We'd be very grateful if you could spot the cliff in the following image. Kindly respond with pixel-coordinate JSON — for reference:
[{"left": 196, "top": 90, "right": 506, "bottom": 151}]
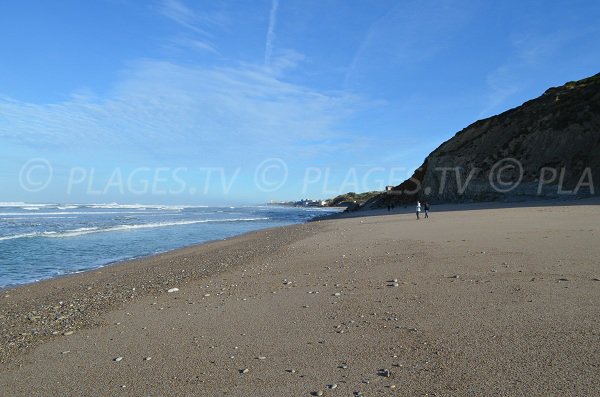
[{"left": 359, "top": 73, "right": 600, "bottom": 210}]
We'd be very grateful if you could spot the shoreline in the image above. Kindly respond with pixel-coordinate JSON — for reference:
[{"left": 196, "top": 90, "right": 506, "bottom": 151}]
[
  {"left": 313, "top": 195, "right": 600, "bottom": 221},
  {"left": 2, "top": 202, "right": 599, "bottom": 395},
  {"left": 0, "top": 222, "right": 320, "bottom": 363},
  {"left": 0, "top": 223, "right": 301, "bottom": 294},
  {"left": 0, "top": 204, "right": 343, "bottom": 292}
]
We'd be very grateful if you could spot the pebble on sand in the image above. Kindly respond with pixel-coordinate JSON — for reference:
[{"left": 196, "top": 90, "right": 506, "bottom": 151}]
[
  {"left": 114, "top": 357, "right": 124, "bottom": 362},
  {"left": 167, "top": 288, "right": 179, "bottom": 293},
  {"left": 378, "top": 368, "right": 391, "bottom": 377},
  {"left": 240, "top": 368, "right": 249, "bottom": 374}
]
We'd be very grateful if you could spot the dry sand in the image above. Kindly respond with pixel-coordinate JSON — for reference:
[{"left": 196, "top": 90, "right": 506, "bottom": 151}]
[{"left": 1, "top": 203, "right": 599, "bottom": 396}]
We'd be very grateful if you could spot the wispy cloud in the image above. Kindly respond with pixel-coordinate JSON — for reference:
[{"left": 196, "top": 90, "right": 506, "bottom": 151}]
[
  {"left": 479, "top": 65, "right": 520, "bottom": 118},
  {"left": 160, "top": 0, "right": 207, "bottom": 34},
  {"left": 0, "top": 59, "right": 363, "bottom": 163},
  {"left": 264, "top": 0, "right": 279, "bottom": 67},
  {"left": 480, "top": 30, "right": 576, "bottom": 117},
  {"left": 159, "top": 0, "right": 225, "bottom": 54},
  {"left": 167, "top": 36, "right": 220, "bottom": 55},
  {"left": 344, "top": 0, "right": 472, "bottom": 87}
]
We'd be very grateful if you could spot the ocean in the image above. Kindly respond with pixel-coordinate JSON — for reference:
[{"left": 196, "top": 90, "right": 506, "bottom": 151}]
[{"left": 0, "top": 203, "right": 341, "bottom": 289}]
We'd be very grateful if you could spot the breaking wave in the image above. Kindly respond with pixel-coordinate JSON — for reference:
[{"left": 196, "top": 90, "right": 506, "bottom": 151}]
[{"left": 0, "top": 218, "right": 269, "bottom": 241}]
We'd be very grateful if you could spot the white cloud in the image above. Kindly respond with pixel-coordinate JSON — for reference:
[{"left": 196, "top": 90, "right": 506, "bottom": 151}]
[
  {"left": 344, "top": 0, "right": 473, "bottom": 87},
  {"left": 0, "top": 59, "right": 363, "bottom": 162},
  {"left": 479, "top": 65, "right": 520, "bottom": 118},
  {"left": 166, "top": 36, "right": 219, "bottom": 55},
  {"left": 159, "top": 0, "right": 226, "bottom": 54},
  {"left": 480, "top": 30, "right": 576, "bottom": 117},
  {"left": 160, "top": 0, "right": 207, "bottom": 34},
  {"left": 264, "top": 0, "right": 279, "bottom": 67}
]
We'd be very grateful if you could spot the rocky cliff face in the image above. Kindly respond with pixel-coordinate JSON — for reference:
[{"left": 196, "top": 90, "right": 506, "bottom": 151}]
[{"left": 361, "top": 73, "right": 600, "bottom": 210}]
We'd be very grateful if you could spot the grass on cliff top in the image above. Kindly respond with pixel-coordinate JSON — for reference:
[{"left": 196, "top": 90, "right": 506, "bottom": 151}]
[{"left": 327, "top": 191, "right": 382, "bottom": 206}]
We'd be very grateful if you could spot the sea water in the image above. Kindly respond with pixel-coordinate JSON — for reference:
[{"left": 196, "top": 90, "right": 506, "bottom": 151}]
[{"left": 0, "top": 203, "right": 340, "bottom": 289}]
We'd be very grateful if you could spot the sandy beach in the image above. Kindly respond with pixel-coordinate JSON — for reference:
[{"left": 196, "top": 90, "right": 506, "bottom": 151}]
[{"left": 1, "top": 203, "right": 599, "bottom": 396}]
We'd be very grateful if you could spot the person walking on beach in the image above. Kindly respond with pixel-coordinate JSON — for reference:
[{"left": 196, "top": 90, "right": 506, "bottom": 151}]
[
  {"left": 424, "top": 201, "right": 430, "bottom": 219},
  {"left": 416, "top": 201, "right": 421, "bottom": 220}
]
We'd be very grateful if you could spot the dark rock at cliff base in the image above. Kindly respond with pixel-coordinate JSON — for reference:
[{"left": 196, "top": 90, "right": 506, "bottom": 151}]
[{"left": 359, "top": 73, "right": 600, "bottom": 211}]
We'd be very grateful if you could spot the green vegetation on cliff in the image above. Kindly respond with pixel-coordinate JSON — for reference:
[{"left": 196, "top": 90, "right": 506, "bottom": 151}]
[{"left": 327, "top": 191, "right": 381, "bottom": 207}]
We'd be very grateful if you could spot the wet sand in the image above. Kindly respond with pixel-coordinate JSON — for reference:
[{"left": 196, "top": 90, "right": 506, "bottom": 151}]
[{"left": 1, "top": 203, "right": 599, "bottom": 396}]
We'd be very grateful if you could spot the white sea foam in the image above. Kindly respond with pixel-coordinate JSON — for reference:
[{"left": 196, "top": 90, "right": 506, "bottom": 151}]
[
  {"left": 0, "top": 202, "right": 53, "bottom": 208},
  {"left": 0, "top": 216, "right": 77, "bottom": 220},
  {"left": 0, "top": 202, "right": 208, "bottom": 211},
  {"left": 83, "top": 203, "right": 206, "bottom": 210},
  {"left": 0, "top": 202, "right": 28, "bottom": 207},
  {"left": 0, "top": 232, "right": 41, "bottom": 241},
  {"left": 0, "top": 218, "right": 269, "bottom": 241},
  {"left": 0, "top": 211, "right": 171, "bottom": 216}
]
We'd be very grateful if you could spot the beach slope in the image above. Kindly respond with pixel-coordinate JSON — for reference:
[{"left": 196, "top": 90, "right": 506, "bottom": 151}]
[{"left": 1, "top": 203, "right": 599, "bottom": 396}]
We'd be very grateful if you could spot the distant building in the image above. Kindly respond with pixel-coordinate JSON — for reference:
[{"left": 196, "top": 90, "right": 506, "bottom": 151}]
[
  {"left": 295, "top": 199, "right": 326, "bottom": 207},
  {"left": 385, "top": 185, "right": 394, "bottom": 191}
]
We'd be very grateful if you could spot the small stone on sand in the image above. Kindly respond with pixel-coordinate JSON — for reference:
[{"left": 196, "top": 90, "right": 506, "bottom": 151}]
[
  {"left": 167, "top": 288, "right": 179, "bottom": 293},
  {"left": 379, "top": 369, "right": 391, "bottom": 377}
]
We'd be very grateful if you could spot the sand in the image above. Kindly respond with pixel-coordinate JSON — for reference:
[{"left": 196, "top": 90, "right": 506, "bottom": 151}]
[{"left": 1, "top": 203, "right": 599, "bottom": 396}]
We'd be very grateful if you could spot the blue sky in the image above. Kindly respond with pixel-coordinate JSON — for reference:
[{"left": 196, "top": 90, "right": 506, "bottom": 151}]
[{"left": 1, "top": 0, "right": 599, "bottom": 205}]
